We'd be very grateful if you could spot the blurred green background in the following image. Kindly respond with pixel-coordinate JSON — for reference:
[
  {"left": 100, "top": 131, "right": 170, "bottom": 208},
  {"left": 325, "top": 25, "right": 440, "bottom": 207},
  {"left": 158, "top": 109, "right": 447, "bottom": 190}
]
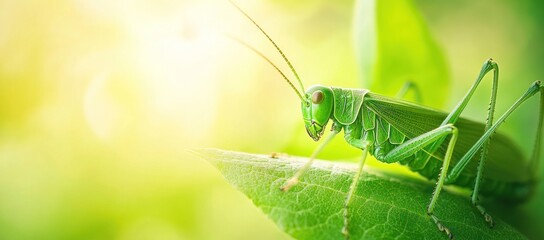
[{"left": 0, "top": 0, "right": 543, "bottom": 239}]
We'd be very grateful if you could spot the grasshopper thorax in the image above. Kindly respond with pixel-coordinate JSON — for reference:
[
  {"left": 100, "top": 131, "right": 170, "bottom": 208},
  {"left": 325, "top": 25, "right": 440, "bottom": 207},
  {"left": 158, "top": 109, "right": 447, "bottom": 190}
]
[{"left": 302, "top": 85, "right": 334, "bottom": 141}]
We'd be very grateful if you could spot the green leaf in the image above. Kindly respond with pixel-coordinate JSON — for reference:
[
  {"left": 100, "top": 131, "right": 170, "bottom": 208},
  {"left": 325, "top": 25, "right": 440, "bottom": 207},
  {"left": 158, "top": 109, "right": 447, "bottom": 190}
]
[
  {"left": 195, "top": 149, "right": 526, "bottom": 240},
  {"left": 354, "top": 0, "right": 449, "bottom": 108}
]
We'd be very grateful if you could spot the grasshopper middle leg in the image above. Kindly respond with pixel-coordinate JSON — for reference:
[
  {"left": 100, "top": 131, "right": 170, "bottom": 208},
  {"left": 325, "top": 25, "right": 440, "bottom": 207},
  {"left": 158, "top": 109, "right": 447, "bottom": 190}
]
[
  {"left": 396, "top": 81, "right": 423, "bottom": 104},
  {"left": 383, "top": 124, "right": 459, "bottom": 239},
  {"left": 341, "top": 141, "right": 370, "bottom": 239}
]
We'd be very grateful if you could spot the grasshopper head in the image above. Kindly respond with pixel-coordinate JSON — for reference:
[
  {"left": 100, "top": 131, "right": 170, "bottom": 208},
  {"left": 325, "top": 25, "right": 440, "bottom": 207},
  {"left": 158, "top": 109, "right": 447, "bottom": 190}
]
[{"left": 302, "top": 85, "right": 334, "bottom": 141}]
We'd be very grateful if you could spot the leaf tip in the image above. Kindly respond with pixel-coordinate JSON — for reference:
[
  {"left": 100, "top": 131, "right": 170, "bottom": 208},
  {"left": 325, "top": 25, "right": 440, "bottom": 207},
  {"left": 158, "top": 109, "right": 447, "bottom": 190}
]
[{"left": 188, "top": 148, "right": 224, "bottom": 166}]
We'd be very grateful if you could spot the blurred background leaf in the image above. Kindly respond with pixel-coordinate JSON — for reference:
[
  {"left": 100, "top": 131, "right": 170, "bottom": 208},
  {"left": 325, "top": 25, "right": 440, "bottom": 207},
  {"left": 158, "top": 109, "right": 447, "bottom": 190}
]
[
  {"left": 354, "top": 0, "right": 449, "bottom": 108},
  {"left": 0, "top": 0, "right": 543, "bottom": 239}
]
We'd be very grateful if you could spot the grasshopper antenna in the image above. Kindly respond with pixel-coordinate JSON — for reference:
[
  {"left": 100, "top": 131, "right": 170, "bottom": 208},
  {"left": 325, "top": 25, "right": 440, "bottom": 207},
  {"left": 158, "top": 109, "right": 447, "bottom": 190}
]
[
  {"left": 229, "top": 0, "right": 306, "bottom": 94},
  {"left": 225, "top": 34, "right": 305, "bottom": 102}
]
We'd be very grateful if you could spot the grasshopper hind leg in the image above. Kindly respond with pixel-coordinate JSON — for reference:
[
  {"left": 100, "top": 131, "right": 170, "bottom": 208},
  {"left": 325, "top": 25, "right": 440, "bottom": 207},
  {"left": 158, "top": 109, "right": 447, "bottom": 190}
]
[
  {"left": 444, "top": 80, "right": 543, "bottom": 234},
  {"left": 469, "top": 79, "right": 544, "bottom": 229}
]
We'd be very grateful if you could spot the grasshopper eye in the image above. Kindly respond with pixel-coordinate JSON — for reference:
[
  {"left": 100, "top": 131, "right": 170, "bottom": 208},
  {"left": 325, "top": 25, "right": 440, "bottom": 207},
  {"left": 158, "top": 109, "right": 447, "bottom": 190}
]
[{"left": 312, "top": 91, "right": 324, "bottom": 104}]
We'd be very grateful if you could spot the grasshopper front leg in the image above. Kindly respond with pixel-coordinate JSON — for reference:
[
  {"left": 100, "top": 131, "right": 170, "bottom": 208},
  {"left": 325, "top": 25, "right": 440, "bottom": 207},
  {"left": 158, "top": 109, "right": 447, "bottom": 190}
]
[{"left": 281, "top": 124, "right": 341, "bottom": 191}]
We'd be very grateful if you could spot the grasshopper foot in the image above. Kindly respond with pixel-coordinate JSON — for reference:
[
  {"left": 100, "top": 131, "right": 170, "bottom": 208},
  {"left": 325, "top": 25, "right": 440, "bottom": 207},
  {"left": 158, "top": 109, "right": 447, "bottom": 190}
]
[
  {"left": 280, "top": 177, "right": 299, "bottom": 192},
  {"left": 484, "top": 213, "right": 495, "bottom": 228},
  {"left": 342, "top": 207, "right": 350, "bottom": 240},
  {"left": 475, "top": 204, "right": 494, "bottom": 228},
  {"left": 341, "top": 225, "right": 349, "bottom": 240},
  {"left": 430, "top": 214, "right": 454, "bottom": 239},
  {"left": 270, "top": 152, "right": 288, "bottom": 159}
]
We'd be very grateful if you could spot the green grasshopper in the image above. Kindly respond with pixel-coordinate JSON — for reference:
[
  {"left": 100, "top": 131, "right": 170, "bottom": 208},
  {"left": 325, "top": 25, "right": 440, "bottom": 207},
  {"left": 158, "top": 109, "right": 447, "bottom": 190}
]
[{"left": 231, "top": 2, "right": 544, "bottom": 239}]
